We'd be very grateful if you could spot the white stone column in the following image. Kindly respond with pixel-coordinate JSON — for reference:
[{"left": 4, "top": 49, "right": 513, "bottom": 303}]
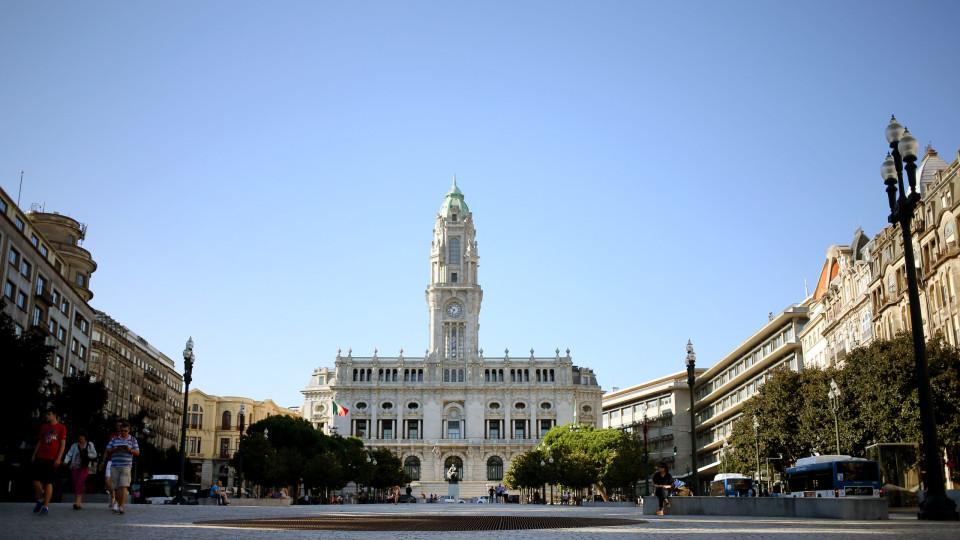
[{"left": 397, "top": 390, "right": 404, "bottom": 440}]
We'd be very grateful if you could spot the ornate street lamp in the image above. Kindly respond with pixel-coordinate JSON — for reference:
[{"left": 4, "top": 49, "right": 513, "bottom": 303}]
[
  {"left": 642, "top": 404, "right": 650, "bottom": 497},
  {"left": 880, "top": 116, "right": 958, "bottom": 521},
  {"left": 827, "top": 379, "right": 841, "bottom": 455},
  {"left": 721, "top": 440, "right": 730, "bottom": 474},
  {"left": 753, "top": 416, "right": 761, "bottom": 489},
  {"left": 237, "top": 402, "right": 245, "bottom": 499},
  {"left": 364, "top": 454, "right": 377, "bottom": 502},
  {"left": 685, "top": 340, "right": 699, "bottom": 495},
  {"left": 172, "top": 337, "right": 196, "bottom": 505},
  {"left": 539, "top": 458, "right": 546, "bottom": 504},
  {"left": 765, "top": 454, "right": 782, "bottom": 495},
  {"left": 537, "top": 443, "right": 552, "bottom": 504},
  {"left": 548, "top": 455, "right": 555, "bottom": 505}
]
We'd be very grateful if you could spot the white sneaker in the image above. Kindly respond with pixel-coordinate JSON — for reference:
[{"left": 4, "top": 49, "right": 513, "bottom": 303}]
[{"left": 111, "top": 502, "right": 119, "bottom": 513}]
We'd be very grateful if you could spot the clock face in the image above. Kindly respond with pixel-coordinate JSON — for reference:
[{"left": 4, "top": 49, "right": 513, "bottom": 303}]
[{"left": 446, "top": 303, "right": 462, "bottom": 317}]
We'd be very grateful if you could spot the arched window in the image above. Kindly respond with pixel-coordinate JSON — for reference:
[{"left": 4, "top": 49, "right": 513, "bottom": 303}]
[
  {"left": 449, "top": 238, "right": 461, "bottom": 265},
  {"left": 487, "top": 456, "right": 503, "bottom": 481},
  {"left": 404, "top": 456, "right": 421, "bottom": 480},
  {"left": 444, "top": 456, "right": 464, "bottom": 481},
  {"left": 888, "top": 274, "right": 896, "bottom": 295},
  {"left": 418, "top": 369, "right": 424, "bottom": 382},
  {"left": 190, "top": 404, "right": 203, "bottom": 429},
  {"left": 549, "top": 369, "right": 555, "bottom": 382},
  {"left": 353, "top": 369, "right": 358, "bottom": 381},
  {"left": 510, "top": 370, "right": 516, "bottom": 382},
  {"left": 221, "top": 410, "right": 231, "bottom": 430},
  {"left": 484, "top": 369, "right": 490, "bottom": 382},
  {"left": 404, "top": 369, "right": 410, "bottom": 382},
  {"left": 536, "top": 369, "right": 541, "bottom": 382},
  {"left": 498, "top": 369, "right": 504, "bottom": 382},
  {"left": 359, "top": 369, "right": 365, "bottom": 382},
  {"left": 947, "top": 222, "right": 956, "bottom": 245},
  {"left": 523, "top": 369, "right": 529, "bottom": 382}
]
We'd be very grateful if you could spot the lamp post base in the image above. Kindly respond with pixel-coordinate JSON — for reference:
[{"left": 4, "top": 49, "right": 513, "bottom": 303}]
[{"left": 919, "top": 493, "right": 960, "bottom": 521}]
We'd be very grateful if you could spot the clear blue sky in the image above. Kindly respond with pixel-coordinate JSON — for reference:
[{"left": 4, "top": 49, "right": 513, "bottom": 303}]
[{"left": 2, "top": 1, "right": 959, "bottom": 407}]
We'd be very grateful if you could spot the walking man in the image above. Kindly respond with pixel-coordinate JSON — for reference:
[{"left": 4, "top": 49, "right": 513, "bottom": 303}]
[
  {"left": 104, "top": 422, "right": 139, "bottom": 515},
  {"left": 100, "top": 419, "right": 124, "bottom": 510},
  {"left": 30, "top": 409, "right": 66, "bottom": 516}
]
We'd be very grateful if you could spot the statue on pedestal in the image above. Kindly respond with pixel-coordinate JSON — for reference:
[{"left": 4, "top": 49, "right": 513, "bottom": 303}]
[{"left": 446, "top": 464, "right": 459, "bottom": 484}]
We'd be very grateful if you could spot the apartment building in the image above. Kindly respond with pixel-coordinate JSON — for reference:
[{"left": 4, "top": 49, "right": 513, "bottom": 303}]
[
  {"left": 89, "top": 310, "right": 183, "bottom": 450},
  {"left": 602, "top": 369, "right": 705, "bottom": 488},
  {"left": 1, "top": 186, "right": 96, "bottom": 389}
]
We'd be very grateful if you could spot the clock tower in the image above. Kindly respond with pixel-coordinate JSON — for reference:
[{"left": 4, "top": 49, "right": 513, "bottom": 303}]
[{"left": 427, "top": 177, "right": 482, "bottom": 360}]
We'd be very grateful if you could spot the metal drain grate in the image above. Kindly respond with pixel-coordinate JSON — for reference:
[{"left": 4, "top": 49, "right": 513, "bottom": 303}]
[{"left": 196, "top": 514, "right": 646, "bottom": 531}]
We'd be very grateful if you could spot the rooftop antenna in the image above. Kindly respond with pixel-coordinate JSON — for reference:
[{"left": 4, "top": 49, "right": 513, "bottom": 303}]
[
  {"left": 17, "top": 170, "right": 24, "bottom": 207},
  {"left": 804, "top": 277, "right": 809, "bottom": 298}
]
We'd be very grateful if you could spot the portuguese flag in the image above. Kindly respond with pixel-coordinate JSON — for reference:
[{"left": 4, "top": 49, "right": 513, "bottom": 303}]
[{"left": 332, "top": 401, "right": 349, "bottom": 417}]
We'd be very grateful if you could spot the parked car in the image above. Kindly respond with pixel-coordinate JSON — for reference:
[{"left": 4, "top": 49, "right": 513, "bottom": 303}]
[
  {"left": 398, "top": 494, "right": 418, "bottom": 503},
  {"left": 438, "top": 495, "right": 466, "bottom": 503},
  {"left": 474, "top": 496, "right": 489, "bottom": 503}
]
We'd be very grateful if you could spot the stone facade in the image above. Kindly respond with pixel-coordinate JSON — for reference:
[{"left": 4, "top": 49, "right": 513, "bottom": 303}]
[
  {"left": 185, "top": 389, "right": 299, "bottom": 490},
  {"left": 89, "top": 310, "right": 183, "bottom": 450},
  {"left": 865, "top": 147, "right": 960, "bottom": 489},
  {"left": 301, "top": 180, "right": 604, "bottom": 498},
  {"left": 799, "top": 229, "right": 874, "bottom": 370},
  {"left": 865, "top": 147, "right": 956, "bottom": 347},
  {"left": 1, "top": 186, "right": 96, "bottom": 389}
]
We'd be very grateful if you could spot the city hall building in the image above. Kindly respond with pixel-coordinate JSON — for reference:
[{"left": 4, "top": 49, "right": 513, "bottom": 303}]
[{"left": 301, "top": 180, "right": 604, "bottom": 498}]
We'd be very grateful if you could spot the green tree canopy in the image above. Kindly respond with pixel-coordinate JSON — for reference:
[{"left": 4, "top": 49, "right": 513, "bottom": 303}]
[
  {"left": 0, "top": 300, "right": 54, "bottom": 462},
  {"left": 505, "top": 424, "right": 652, "bottom": 499},
  {"left": 725, "top": 333, "right": 960, "bottom": 479}
]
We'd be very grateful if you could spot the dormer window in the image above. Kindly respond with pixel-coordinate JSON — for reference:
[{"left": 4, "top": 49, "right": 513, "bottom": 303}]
[{"left": 451, "top": 213, "right": 457, "bottom": 221}]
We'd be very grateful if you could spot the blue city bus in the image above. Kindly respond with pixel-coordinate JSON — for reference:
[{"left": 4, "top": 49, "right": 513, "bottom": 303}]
[
  {"left": 783, "top": 455, "right": 882, "bottom": 498},
  {"left": 710, "top": 473, "right": 760, "bottom": 497}
]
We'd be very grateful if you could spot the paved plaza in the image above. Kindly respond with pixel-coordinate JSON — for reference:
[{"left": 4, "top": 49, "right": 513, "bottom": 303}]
[{"left": 2, "top": 502, "right": 958, "bottom": 539}]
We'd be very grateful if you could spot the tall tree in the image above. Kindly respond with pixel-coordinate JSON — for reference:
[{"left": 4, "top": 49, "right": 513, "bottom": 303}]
[
  {"left": 53, "top": 374, "right": 108, "bottom": 435},
  {"left": 0, "top": 300, "right": 54, "bottom": 469},
  {"left": 726, "top": 333, "right": 960, "bottom": 481},
  {"left": 367, "top": 446, "right": 411, "bottom": 490}
]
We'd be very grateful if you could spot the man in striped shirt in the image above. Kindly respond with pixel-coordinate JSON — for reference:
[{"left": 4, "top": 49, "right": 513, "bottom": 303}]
[{"left": 104, "top": 422, "right": 139, "bottom": 515}]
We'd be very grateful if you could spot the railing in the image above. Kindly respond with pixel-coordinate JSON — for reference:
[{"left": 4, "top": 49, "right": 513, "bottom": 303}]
[{"left": 35, "top": 286, "right": 54, "bottom": 305}]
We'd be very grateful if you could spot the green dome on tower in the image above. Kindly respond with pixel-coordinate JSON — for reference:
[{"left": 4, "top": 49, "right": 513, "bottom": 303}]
[{"left": 439, "top": 175, "right": 469, "bottom": 217}]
